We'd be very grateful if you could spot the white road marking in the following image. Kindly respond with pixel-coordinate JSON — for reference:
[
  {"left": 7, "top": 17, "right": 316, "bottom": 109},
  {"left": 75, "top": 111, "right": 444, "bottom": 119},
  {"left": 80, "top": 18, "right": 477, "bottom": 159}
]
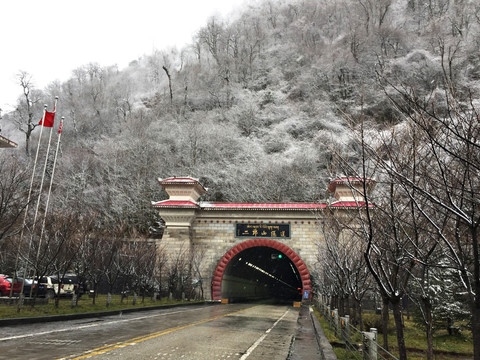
[
  {"left": 239, "top": 308, "right": 290, "bottom": 360},
  {"left": 0, "top": 307, "right": 201, "bottom": 342}
]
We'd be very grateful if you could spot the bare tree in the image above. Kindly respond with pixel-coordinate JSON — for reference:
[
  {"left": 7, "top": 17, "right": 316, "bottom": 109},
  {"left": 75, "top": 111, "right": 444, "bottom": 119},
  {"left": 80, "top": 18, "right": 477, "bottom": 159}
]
[
  {"left": 17, "top": 211, "right": 83, "bottom": 307},
  {"left": 153, "top": 244, "right": 168, "bottom": 298},
  {"left": 165, "top": 245, "right": 193, "bottom": 300},
  {"left": 331, "top": 123, "right": 418, "bottom": 359},
  {"left": 82, "top": 235, "right": 105, "bottom": 305},
  {"left": 190, "top": 245, "right": 207, "bottom": 300},
  {"left": 14, "top": 72, "right": 40, "bottom": 155},
  {"left": 316, "top": 241, "right": 344, "bottom": 311},
  {"left": 76, "top": 219, "right": 111, "bottom": 305},
  {"left": 320, "top": 212, "right": 373, "bottom": 330},
  {"left": 126, "top": 241, "right": 157, "bottom": 303},
  {"left": 342, "top": 53, "right": 479, "bottom": 356},
  {"left": 0, "top": 155, "right": 29, "bottom": 245},
  {"left": 363, "top": 179, "right": 414, "bottom": 358},
  {"left": 375, "top": 82, "right": 480, "bottom": 358},
  {"left": 100, "top": 237, "right": 123, "bottom": 307}
]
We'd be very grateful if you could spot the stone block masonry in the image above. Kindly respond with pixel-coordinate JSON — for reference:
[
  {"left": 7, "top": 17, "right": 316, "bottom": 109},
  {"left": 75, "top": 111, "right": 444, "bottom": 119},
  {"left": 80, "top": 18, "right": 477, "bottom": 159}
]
[{"left": 152, "top": 176, "right": 374, "bottom": 300}]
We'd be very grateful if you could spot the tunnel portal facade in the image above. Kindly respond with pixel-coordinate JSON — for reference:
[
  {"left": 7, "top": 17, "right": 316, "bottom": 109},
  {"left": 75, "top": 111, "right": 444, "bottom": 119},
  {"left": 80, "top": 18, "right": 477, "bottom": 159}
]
[{"left": 152, "top": 177, "right": 373, "bottom": 302}]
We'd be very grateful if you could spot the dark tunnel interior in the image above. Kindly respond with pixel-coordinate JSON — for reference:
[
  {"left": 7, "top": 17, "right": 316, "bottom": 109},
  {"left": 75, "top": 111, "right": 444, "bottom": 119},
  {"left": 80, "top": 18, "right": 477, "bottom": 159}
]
[{"left": 221, "top": 246, "right": 303, "bottom": 302}]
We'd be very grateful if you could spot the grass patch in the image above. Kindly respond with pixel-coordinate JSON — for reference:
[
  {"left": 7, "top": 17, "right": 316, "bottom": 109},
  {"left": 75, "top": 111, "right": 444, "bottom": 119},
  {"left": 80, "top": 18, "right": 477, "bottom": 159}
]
[
  {"left": 0, "top": 294, "right": 202, "bottom": 319},
  {"left": 313, "top": 307, "right": 339, "bottom": 343},
  {"left": 313, "top": 307, "right": 355, "bottom": 359}
]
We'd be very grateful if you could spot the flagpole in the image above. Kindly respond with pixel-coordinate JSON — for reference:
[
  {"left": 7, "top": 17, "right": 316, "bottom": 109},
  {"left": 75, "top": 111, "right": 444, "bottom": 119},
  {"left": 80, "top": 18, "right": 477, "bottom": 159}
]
[
  {"left": 42, "top": 116, "right": 64, "bottom": 223},
  {"left": 18, "top": 105, "right": 48, "bottom": 242},
  {"left": 13, "top": 105, "right": 48, "bottom": 298},
  {"left": 31, "top": 116, "right": 65, "bottom": 296},
  {"left": 31, "top": 96, "right": 58, "bottom": 232},
  {"left": 19, "top": 97, "right": 58, "bottom": 301}
]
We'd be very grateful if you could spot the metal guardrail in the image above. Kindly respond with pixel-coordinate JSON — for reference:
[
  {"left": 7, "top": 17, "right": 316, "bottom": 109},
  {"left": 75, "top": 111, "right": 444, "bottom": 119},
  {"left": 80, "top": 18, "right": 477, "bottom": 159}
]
[{"left": 319, "top": 303, "right": 399, "bottom": 360}]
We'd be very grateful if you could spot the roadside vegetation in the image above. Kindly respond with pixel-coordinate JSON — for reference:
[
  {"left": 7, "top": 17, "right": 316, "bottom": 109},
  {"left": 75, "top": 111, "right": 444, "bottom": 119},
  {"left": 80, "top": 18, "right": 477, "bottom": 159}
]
[
  {"left": 314, "top": 307, "right": 473, "bottom": 360},
  {"left": 0, "top": 294, "right": 201, "bottom": 320}
]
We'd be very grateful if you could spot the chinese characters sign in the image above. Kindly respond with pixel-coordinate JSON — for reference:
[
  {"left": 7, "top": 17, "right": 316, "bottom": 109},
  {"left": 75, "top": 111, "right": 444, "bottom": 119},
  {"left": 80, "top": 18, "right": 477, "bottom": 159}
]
[{"left": 236, "top": 223, "right": 290, "bottom": 238}]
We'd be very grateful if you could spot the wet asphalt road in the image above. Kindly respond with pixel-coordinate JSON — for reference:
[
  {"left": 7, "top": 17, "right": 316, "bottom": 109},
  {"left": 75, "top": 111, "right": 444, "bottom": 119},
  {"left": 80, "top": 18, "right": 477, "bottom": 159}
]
[{"left": 0, "top": 303, "right": 306, "bottom": 360}]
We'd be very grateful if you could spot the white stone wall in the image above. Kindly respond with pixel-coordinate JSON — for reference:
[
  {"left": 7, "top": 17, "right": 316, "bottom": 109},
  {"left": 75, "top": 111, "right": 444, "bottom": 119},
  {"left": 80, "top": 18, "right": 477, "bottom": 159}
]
[{"left": 161, "top": 210, "right": 325, "bottom": 300}]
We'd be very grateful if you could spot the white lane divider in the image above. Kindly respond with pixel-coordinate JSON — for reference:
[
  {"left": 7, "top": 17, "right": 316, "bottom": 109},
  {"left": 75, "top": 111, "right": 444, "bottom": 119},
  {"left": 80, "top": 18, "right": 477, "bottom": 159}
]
[{"left": 240, "top": 308, "right": 290, "bottom": 360}]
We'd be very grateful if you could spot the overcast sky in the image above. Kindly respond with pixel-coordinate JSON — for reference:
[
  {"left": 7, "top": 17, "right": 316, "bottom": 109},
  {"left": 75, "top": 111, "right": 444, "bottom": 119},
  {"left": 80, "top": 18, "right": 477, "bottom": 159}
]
[{"left": 0, "top": 0, "right": 251, "bottom": 113}]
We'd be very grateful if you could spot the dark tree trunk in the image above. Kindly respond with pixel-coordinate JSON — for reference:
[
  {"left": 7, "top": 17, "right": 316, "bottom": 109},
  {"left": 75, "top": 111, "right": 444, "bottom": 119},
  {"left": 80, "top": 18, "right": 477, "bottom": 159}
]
[
  {"left": 92, "top": 282, "right": 98, "bottom": 305},
  {"left": 351, "top": 298, "right": 357, "bottom": 326},
  {"left": 473, "top": 297, "right": 480, "bottom": 360},
  {"left": 357, "top": 299, "right": 364, "bottom": 331},
  {"left": 472, "top": 226, "right": 480, "bottom": 360},
  {"left": 391, "top": 297, "right": 407, "bottom": 360},
  {"left": 381, "top": 295, "right": 389, "bottom": 350},
  {"left": 422, "top": 297, "right": 434, "bottom": 360},
  {"left": 339, "top": 295, "right": 345, "bottom": 316},
  {"left": 162, "top": 66, "right": 173, "bottom": 105}
]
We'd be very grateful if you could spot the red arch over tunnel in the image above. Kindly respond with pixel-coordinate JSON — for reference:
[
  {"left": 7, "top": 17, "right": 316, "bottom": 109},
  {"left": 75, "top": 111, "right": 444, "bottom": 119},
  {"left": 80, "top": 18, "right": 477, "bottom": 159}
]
[{"left": 211, "top": 239, "right": 312, "bottom": 300}]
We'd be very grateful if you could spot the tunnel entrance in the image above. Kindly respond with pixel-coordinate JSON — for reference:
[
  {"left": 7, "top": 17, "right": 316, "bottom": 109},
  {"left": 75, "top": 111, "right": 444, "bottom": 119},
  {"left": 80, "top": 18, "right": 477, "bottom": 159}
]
[
  {"left": 222, "top": 246, "right": 302, "bottom": 302},
  {"left": 211, "top": 239, "right": 312, "bottom": 302}
]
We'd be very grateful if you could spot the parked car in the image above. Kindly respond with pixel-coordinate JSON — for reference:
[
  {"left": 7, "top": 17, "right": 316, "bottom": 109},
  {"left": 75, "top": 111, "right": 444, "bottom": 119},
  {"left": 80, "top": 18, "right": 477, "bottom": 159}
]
[
  {"left": 39, "top": 274, "right": 82, "bottom": 298},
  {"left": 0, "top": 275, "right": 22, "bottom": 296},
  {"left": 22, "top": 278, "right": 47, "bottom": 298}
]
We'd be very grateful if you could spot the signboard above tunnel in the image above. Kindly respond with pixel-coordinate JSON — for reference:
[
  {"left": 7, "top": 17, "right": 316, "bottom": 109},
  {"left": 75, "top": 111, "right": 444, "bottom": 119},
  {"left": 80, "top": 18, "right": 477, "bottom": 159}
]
[{"left": 236, "top": 223, "right": 290, "bottom": 239}]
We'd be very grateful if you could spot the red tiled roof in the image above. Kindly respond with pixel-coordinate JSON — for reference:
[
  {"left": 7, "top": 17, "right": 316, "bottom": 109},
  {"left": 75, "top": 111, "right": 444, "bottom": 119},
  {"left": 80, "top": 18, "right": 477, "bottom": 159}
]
[
  {"left": 200, "top": 202, "right": 327, "bottom": 210},
  {"left": 152, "top": 200, "right": 199, "bottom": 208},
  {"left": 328, "top": 177, "right": 375, "bottom": 193}
]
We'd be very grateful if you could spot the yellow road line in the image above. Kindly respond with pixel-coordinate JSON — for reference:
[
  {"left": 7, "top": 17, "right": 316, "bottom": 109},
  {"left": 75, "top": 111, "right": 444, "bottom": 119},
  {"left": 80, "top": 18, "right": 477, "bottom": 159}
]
[{"left": 58, "top": 306, "right": 258, "bottom": 360}]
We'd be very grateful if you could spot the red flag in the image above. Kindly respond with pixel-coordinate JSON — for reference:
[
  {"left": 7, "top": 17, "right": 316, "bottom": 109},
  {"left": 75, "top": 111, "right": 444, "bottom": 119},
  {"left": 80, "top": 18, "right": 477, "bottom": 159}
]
[
  {"left": 57, "top": 120, "right": 63, "bottom": 134},
  {"left": 39, "top": 111, "right": 55, "bottom": 127}
]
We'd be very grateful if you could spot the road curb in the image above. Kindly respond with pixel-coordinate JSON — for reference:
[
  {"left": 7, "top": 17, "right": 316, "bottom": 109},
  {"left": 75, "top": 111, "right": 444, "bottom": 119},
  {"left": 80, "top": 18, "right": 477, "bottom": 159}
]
[
  {"left": 0, "top": 301, "right": 218, "bottom": 327},
  {"left": 309, "top": 306, "right": 338, "bottom": 360}
]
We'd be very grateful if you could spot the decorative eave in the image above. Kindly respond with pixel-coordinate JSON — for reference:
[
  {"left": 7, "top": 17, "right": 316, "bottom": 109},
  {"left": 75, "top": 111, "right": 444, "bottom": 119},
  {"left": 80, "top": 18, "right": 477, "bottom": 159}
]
[
  {"left": 157, "top": 176, "right": 207, "bottom": 193},
  {"left": 158, "top": 176, "right": 206, "bottom": 187},
  {"left": 151, "top": 199, "right": 199, "bottom": 208},
  {"left": 151, "top": 201, "right": 372, "bottom": 210},
  {"left": 0, "top": 134, "right": 18, "bottom": 148}
]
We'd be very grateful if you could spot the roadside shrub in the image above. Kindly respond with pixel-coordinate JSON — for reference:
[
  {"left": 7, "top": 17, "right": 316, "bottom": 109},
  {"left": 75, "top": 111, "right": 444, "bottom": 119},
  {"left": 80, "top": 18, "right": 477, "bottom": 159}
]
[{"left": 362, "top": 313, "right": 395, "bottom": 335}]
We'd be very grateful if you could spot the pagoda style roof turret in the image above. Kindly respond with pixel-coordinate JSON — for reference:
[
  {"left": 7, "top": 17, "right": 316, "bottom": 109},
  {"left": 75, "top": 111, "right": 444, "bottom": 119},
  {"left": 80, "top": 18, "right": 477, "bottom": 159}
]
[
  {"left": 151, "top": 176, "right": 375, "bottom": 225},
  {"left": 156, "top": 176, "right": 207, "bottom": 204},
  {"left": 327, "top": 177, "right": 375, "bottom": 205}
]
